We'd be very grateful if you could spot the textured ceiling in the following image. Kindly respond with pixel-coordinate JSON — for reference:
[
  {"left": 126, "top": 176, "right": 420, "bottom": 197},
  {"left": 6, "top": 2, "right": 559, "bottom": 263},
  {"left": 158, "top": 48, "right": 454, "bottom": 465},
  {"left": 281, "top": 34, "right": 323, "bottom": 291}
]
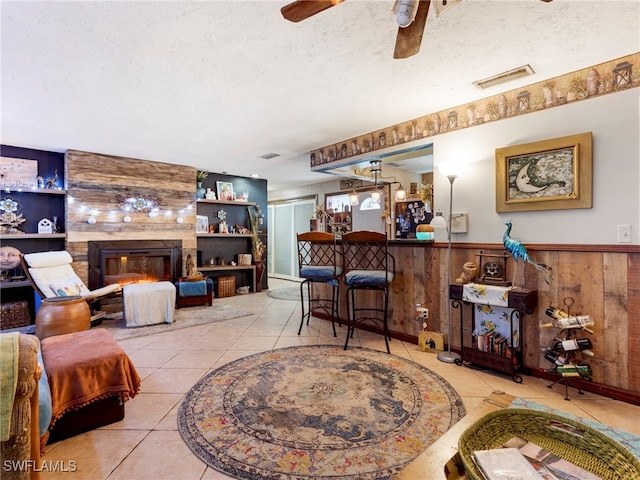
[{"left": 1, "top": 0, "right": 638, "bottom": 191}]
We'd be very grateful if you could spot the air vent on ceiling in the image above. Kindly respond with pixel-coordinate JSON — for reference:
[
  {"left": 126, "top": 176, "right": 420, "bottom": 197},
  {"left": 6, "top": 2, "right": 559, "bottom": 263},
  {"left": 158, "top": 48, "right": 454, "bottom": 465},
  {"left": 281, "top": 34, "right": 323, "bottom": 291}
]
[
  {"left": 259, "top": 153, "right": 281, "bottom": 159},
  {"left": 473, "top": 65, "right": 535, "bottom": 90}
]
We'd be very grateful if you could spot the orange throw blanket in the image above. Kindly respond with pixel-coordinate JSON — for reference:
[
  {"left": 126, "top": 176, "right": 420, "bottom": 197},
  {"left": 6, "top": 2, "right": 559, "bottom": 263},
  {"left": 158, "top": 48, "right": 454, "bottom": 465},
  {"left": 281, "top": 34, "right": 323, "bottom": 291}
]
[{"left": 41, "top": 329, "right": 141, "bottom": 428}]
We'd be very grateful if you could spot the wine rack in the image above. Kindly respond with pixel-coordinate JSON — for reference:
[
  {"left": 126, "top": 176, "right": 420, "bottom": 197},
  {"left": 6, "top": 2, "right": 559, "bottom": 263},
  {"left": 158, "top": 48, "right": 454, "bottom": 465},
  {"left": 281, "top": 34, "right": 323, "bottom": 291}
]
[{"left": 543, "top": 296, "right": 595, "bottom": 400}]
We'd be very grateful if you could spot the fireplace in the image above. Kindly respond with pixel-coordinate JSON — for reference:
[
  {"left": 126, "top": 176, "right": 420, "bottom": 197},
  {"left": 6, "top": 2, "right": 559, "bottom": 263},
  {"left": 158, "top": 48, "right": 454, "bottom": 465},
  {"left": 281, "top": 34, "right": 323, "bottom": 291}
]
[{"left": 88, "top": 240, "right": 182, "bottom": 290}]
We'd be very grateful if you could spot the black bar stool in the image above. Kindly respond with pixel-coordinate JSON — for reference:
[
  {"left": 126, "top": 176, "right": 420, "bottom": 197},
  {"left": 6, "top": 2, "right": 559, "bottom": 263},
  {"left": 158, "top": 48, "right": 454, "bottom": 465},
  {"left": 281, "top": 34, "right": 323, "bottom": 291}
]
[
  {"left": 296, "top": 231, "right": 342, "bottom": 336},
  {"left": 341, "top": 230, "right": 395, "bottom": 353}
]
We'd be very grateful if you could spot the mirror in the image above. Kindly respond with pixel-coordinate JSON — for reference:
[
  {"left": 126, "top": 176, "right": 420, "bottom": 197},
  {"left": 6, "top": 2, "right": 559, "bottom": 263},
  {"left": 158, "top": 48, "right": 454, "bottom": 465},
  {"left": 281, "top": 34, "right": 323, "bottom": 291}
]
[{"left": 312, "top": 142, "right": 435, "bottom": 239}]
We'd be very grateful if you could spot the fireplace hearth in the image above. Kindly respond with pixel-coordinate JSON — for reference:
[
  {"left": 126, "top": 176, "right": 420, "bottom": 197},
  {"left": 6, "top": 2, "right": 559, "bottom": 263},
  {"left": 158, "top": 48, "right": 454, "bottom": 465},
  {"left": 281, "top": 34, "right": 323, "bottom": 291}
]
[{"left": 88, "top": 240, "right": 182, "bottom": 290}]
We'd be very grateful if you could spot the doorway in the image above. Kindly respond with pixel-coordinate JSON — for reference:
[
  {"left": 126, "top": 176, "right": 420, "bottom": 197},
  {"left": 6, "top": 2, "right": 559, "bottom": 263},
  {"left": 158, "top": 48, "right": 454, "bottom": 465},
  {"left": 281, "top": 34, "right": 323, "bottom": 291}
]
[{"left": 267, "top": 197, "right": 316, "bottom": 280}]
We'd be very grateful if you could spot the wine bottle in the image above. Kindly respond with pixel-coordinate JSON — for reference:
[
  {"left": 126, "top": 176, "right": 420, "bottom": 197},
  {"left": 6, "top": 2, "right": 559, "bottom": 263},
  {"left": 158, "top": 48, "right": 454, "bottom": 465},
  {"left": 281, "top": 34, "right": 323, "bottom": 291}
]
[
  {"left": 551, "top": 338, "right": 593, "bottom": 352},
  {"left": 546, "top": 306, "right": 569, "bottom": 319},
  {"left": 546, "top": 364, "right": 592, "bottom": 378},
  {"left": 540, "top": 315, "right": 595, "bottom": 333},
  {"left": 544, "top": 351, "right": 568, "bottom": 366}
]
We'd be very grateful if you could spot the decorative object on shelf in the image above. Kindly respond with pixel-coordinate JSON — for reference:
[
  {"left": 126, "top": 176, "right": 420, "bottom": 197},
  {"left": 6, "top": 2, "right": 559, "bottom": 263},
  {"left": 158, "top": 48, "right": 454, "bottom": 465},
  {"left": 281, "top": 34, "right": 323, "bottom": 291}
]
[
  {"left": 196, "top": 215, "right": 209, "bottom": 233},
  {"left": 248, "top": 204, "right": 266, "bottom": 290},
  {"left": 455, "top": 261, "right": 478, "bottom": 284},
  {"left": 503, "top": 220, "right": 553, "bottom": 286},
  {"left": 186, "top": 253, "right": 195, "bottom": 277},
  {"left": 205, "top": 188, "right": 216, "bottom": 200},
  {"left": 52, "top": 215, "right": 60, "bottom": 233},
  {"left": 44, "top": 169, "right": 60, "bottom": 189},
  {"left": 196, "top": 171, "right": 208, "bottom": 199},
  {"left": 0, "top": 157, "right": 38, "bottom": 189},
  {"left": 475, "top": 250, "right": 510, "bottom": 286},
  {"left": 238, "top": 254, "right": 252, "bottom": 265},
  {"left": 253, "top": 240, "right": 267, "bottom": 292},
  {"left": 237, "top": 191, "right": 249, "bottom": 201},
  {"left": 38, "top": 217, "right": 54, "bottom": 234},
  {"left": 110, "top": 193, "right": 166, "bottom": 215},
  {"left": 217, "top": 209, "right": 226, "bottom": 220},
  {"left": 0, "top": 197, "right": 26, "bottom": 234},
  {"left": 0, "top": 246, "right": 22, "bottom": 277},
  {"left": 216, "top": 181, "right": 234, "bottom": 201}
]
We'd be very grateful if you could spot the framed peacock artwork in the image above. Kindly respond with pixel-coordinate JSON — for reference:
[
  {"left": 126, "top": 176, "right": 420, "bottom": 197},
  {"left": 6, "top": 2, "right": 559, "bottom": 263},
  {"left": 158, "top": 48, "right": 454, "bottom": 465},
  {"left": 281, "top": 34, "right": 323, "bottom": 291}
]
[{"left": 495, "top": 132, "right": 592, "bottom": 212}]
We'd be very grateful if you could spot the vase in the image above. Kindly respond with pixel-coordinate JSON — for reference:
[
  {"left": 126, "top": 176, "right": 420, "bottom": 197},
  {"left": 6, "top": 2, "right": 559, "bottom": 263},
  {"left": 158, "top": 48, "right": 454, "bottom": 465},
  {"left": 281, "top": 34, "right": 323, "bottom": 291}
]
[
  {"left": 196, "top": 182, "right": 206, "bottom": 199},
  {"left": 35, "top": 295, "right": 90, "bottom": 340},
  {"left": 255, "top": 261, "right": 264, "bottom": 292}
]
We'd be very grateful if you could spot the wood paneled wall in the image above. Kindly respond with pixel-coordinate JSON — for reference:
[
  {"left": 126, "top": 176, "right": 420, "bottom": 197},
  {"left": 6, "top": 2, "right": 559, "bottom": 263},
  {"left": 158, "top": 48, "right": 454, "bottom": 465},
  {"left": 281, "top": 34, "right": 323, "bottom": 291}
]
[
  {"left": 436, "top": 243, "right": 640, "bottom": 396},
  {"left": 314, "top": 240, "right": 638, "bottom": 398},
  {"left": 65, "top": 150, "right": 197, "bottom": 280}
]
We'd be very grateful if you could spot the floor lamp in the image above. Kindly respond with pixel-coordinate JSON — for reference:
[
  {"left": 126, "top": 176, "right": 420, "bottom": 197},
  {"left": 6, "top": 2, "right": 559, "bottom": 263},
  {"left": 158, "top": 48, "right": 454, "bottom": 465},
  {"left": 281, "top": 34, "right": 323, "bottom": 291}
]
[{"left": 430, "top": 168, "right": 462, "bottom": 364}]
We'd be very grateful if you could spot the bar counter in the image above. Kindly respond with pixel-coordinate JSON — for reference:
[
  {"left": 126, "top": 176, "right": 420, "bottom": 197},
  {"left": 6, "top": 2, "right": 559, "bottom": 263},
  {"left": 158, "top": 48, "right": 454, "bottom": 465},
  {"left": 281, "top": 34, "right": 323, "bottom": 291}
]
[{"left": 314, "top": 239, "right": 440, "bottom": 343}]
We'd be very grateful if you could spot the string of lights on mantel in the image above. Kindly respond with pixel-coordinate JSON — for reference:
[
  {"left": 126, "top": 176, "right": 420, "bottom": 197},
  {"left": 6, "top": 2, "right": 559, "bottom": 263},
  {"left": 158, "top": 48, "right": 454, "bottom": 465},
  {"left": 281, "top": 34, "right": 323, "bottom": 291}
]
[{"left": 67, "top": 195, "right": 196, "bottom": 225}]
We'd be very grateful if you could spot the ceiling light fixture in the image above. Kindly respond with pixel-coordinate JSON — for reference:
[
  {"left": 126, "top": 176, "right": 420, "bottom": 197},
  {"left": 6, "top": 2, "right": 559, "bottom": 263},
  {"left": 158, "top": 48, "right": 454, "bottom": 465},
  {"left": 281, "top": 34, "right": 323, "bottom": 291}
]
[
  {"left": 369, "top": 159, "right": 383, "bottom": 201},
  {"left": 259, "top": 153, "right": 280, "bottom": 159},
  {"left": 473, "top": 65, "right": 535, "bottom": 90},
  {"left": 393, "top": 0, "right": 420, "bottom": 27}
]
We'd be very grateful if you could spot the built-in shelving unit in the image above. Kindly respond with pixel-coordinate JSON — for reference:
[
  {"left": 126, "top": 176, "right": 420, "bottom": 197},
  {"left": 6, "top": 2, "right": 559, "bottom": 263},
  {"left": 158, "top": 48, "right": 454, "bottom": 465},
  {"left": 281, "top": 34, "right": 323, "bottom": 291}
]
[
  {"left": 1, "top": 145, "right": 67, "bottom": 326},
  {"left": 194, "top": 174, "right": 267, "bottom": 293}
]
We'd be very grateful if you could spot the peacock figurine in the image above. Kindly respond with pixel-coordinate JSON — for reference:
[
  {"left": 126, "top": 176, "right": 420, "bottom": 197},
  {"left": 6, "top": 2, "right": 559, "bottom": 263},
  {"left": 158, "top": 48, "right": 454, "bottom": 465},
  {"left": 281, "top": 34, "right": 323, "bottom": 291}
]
[{"left": 503, "top": 220, "right": 553, "bottom": 286}]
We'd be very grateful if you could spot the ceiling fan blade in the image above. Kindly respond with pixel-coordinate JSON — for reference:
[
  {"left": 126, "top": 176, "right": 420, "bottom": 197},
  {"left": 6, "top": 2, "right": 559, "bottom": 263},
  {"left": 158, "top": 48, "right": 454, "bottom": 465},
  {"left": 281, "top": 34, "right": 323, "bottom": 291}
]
[
  {"left": 393, "top": 0, "right": 431, "bottom": 59},
  {"left": 281, "top": 0, "right": 344, "bottom": 23}
]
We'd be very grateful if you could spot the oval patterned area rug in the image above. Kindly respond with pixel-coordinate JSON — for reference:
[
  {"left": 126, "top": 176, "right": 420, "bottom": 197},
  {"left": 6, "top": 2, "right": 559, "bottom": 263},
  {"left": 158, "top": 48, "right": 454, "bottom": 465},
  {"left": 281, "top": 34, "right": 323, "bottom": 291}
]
[{"left": 178, "top": 345, "right": 465, "bottom": 480}]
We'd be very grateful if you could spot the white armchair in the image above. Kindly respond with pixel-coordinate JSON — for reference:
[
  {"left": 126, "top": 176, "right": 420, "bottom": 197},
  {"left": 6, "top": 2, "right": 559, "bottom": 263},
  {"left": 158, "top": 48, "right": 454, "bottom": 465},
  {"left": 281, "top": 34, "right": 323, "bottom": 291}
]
[{"left": 21, "top": 251, "right": 120, "bottom": 323}]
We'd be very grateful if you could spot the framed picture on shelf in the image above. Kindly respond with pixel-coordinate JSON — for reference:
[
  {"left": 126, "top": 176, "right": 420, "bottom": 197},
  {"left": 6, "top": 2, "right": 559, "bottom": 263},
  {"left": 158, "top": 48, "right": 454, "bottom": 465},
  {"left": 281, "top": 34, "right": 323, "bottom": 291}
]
[
  {"left": 196, "top": 215, "right": 209, "bottom": 233},
  {"left": 216, "top": 181, "right": 234, "bottom": 201},
  {"left": 495, "top": 132, "right": 592, "bottom": 212}
]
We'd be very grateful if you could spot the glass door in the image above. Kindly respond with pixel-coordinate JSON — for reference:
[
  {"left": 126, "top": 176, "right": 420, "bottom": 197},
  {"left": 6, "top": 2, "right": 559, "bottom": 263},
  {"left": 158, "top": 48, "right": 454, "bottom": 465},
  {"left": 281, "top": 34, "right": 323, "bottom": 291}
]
[{"left": 268, "top": 198, "right": 316, "bottom": 280}]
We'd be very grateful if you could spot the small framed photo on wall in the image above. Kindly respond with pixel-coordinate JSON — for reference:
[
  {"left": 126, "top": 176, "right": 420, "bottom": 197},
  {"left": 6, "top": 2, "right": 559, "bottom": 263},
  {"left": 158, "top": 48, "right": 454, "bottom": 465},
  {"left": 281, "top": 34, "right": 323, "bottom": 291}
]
[
  {"left": 196, "top": 215, "right": 209, "bottom": 233},
  {"left": 216, "top": 181, "right": 234, "bottom": 201}
]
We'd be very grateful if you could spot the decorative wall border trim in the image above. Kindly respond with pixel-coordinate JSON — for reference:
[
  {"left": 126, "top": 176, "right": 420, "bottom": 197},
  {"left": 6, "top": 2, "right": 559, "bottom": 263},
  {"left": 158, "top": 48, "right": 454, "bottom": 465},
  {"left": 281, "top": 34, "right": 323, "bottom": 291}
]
[{"left": 310, "top": 52, "right": 639, "bottom": 168}]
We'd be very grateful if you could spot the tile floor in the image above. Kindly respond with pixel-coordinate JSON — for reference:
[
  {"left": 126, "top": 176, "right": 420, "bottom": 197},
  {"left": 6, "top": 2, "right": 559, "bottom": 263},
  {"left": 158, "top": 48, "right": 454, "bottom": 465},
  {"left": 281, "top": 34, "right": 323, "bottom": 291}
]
[{"left": 40, "top": 278, "right": 640, "bottom": 480}]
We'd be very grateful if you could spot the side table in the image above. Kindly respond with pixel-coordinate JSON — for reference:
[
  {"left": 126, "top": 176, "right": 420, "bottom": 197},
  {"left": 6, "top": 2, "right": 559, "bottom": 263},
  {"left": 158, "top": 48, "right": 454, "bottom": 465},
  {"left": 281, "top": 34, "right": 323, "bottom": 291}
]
[{"left": 450, "top": 283, "right": 537, "bottom": 383}]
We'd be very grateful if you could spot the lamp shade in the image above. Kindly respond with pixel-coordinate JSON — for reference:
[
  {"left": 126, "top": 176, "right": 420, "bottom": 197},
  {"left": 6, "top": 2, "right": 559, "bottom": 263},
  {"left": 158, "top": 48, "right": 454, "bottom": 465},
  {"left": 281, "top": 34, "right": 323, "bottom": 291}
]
[
  {"left": 395, "top": 186, "right": 407, "bottom": 202},
  {"left": 430, "top": 212, "right": 447, "bottom": 229},
  {"left": 438, "top": 161, "right": 463, "bottom": 179}
]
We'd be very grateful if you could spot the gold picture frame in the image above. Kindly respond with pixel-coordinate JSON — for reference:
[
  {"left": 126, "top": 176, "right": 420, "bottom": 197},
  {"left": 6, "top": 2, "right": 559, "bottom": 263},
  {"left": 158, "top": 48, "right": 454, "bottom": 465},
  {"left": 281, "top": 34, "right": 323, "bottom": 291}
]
[{"left": 495, "top": 132, "right": 592, "bottom": 212}]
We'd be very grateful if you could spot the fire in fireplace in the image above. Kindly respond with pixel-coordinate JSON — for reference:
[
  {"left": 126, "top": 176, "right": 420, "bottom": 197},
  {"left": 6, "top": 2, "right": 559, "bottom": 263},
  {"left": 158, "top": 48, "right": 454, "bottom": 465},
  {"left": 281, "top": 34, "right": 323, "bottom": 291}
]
[{"left": 88, "top": 240, "right": 182, "bottom": 290}]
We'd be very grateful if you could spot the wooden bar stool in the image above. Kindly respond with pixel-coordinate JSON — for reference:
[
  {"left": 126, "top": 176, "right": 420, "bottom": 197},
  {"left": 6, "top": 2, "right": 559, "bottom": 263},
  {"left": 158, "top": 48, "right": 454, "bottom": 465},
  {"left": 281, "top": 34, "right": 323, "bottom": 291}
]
[
  {"left": 341, "top": 230, "right": 395, "bottom": 353},
  {"left": 296, "top": 231, "right": 342, "bottom": 337}
]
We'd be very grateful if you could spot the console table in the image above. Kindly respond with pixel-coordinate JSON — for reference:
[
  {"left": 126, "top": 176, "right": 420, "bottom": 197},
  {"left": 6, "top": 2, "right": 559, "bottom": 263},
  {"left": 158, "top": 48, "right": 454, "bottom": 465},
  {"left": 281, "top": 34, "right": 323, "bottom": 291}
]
[{"left": 450, "top": 284, "right": 537, "bottom": 383}]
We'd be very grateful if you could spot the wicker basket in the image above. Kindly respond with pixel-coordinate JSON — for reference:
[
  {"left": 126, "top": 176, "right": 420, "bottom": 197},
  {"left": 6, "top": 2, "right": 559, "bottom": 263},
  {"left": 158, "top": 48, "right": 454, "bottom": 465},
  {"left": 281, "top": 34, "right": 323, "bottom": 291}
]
[
  {"left": 217, "top": 276, "right": 236, "bottom": 298},
  {"left": 458, "top": 408, "right": 640, "bottom": 480},
  {"left": 0, "top": 301, "right": 31, "bottom": 330}
]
